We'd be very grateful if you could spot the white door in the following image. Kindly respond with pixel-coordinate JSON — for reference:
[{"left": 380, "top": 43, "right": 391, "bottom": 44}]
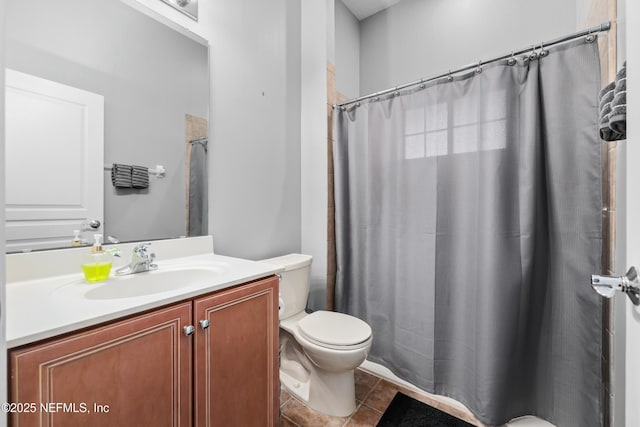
[
  {"left": 626, "top": 0, "right": 640, "bottom": 424},
  {"left": 5, "top": 69, "right": 104, "bottom": 252}
]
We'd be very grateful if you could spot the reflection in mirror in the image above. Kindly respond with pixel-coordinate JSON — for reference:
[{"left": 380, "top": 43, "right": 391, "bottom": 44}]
[{"left": 5, "top": 0, "right": 209, "bottom": 252}]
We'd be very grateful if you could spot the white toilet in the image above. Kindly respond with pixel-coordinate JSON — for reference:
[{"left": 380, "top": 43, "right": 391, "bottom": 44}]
[{"left": 261, "top": 254, "right": 372, "bottom": 417}]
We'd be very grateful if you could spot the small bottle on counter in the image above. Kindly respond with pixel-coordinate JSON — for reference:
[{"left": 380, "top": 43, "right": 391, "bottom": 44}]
[
  {"left": 82, "top": 234, "right": 112, "bottom": 283},
  {"left": 71, "top": 230, "right": 84, "bottom": 247}
]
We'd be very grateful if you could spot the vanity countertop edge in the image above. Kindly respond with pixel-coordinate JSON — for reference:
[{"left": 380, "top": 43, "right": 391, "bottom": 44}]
[{"left": 5, "top": 237, "right": 283, "bottom": 349}]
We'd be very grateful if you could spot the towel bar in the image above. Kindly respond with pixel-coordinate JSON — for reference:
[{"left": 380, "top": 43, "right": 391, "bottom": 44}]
[{"left": 103, "top": 164, "right": 165, "bottom": 178}]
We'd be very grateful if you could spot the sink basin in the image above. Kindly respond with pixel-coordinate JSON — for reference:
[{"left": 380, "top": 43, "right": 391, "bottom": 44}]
[{"left": 83, "top": 266, "right": 223, "bottom": 300}]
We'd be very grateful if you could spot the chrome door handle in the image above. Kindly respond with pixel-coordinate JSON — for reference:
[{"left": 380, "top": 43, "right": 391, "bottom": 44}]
[
  {"left": 592, "top": 266, "right": 640, "bottom": 306},
  {"left": 199, "top": 320, "right": 210, "bottom": 330},
  {"left": 82, "top": 219, "right": 101, "bottom": 231},
  {"left": 183, "top": 325, "right": 195, "bottom": 336}
]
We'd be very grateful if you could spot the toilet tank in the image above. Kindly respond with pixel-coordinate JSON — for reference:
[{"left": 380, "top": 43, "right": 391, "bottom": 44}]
[{"left": 260, "top": 254, "right": 312, "bottom": 319}]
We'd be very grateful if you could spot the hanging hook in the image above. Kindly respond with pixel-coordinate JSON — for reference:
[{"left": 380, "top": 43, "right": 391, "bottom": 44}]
[
  {"left": 529, "top": 45, "right": 538, "bottom": 61},
  {"left": 507, "top": 51, "right": 517, "bottom": 66},
  {"left": 539, "top": 42, "right": 549, "bottom": 58},
  {"left": 446, "top": 70, "right": 453, "bottom": 82},
  {"left": 418, "top": 78, "right": 425, "bottom": 90},
  {"left": 586, "top": 29, "right": 596, "bottom": 43},
  {"left": 475, "top": 61, "right": 482, "bottom": 74}
]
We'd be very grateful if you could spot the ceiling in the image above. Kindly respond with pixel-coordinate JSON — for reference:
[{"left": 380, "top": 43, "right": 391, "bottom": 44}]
[{"left": 341, "top": 0, "right": 403, "bottom": 20}]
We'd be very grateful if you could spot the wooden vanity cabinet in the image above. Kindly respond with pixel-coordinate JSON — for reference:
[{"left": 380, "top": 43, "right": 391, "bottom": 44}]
[
  {"left": 9, "top": 302, "right": 193, "bottom": 427},
  {"left": 9, "top": 275, "right": 279, "bottom": 427}
]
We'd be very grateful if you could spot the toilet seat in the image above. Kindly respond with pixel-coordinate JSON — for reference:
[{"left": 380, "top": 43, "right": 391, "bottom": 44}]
[{"left": 297, "top": 311, "right": 372, "bottom": 350}]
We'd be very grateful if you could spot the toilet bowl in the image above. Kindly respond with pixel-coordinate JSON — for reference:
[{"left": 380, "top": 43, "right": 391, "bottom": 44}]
[{"left": 261, "top": 254, "right": 373, "bottom": 417}]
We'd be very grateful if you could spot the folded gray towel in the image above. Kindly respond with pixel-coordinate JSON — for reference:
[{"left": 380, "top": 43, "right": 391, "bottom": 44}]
[
  {"left": 598, "top": 62, "right": 627, "bottom": 141},
  {"left": 599, "top": 82, "right": 618, "bottom": 141},
  {"left": 610, "top": 62, "right": 627, "bottom": 139},
  {"left": 614, "top": 76, "right": 626, "bottom": 94},
  {"left": 599, "top": 82, "right": 615, "bottom": 106},
  {"left": 111, "top": 164, "right": 132, "bottom": 188},
  {"left": 616, "top": 61, "right": 626, "bottom": 82},
  {"left": 131, "top": 165, "right": 149, "bottom": 189}
]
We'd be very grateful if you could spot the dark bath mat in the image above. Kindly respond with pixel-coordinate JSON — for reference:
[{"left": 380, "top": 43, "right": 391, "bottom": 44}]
[{"left": 377, "top": 392, "right": 475, "bottom": 427}]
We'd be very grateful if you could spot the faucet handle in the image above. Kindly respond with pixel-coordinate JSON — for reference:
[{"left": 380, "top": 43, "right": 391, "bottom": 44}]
[
  {"left": 132, "top": 243, "right": 156, "bottom": 263},
  {"left": 133, "top": 242, "right": 153, "bottom": 254}
]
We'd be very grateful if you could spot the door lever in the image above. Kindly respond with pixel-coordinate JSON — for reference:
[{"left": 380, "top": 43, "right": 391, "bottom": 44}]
[{"left": 591, "top": 267, "right": 640, "bottom": 306}]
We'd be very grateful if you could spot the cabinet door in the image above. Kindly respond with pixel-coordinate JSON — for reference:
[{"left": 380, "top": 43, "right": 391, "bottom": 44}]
[
  {"left": 9, "top": 302, "right": 193, "bottom": 427},
  {"left": 194, "top": 276, "right": 279, "bottom": 427}
]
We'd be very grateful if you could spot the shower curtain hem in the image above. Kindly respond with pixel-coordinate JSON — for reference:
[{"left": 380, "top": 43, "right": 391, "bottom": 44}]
[{"left": 367, "top": 355, "right": 554, "bottom": 427}]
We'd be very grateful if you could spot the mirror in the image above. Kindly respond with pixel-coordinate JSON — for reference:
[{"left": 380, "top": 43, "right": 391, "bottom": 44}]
[{"left": 5, "top": 0, "right": 209, "bottom": 252}]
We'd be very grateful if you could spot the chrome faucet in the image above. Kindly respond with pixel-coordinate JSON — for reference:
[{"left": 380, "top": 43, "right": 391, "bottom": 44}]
[{"left": 115, "top": 243, "right": 158, "bottom": 275}]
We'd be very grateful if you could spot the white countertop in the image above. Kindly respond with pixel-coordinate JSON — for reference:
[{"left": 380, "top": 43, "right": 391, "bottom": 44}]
[{"left": 6, "top": 238, "right": 282, "bottom": 349}]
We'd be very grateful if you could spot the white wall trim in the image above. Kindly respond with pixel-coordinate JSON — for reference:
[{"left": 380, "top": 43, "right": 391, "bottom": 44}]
[{"left": 301, "top": 0, "right": 328, "bottom": 310}]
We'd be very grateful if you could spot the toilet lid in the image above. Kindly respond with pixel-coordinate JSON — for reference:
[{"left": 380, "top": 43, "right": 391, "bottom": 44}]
[{"left": 298, "top": 311, "right": 371, "bottom": 347}]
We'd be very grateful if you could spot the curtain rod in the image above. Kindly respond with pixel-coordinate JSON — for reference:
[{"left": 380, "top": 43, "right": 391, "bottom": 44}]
[{"left": 335, "top": 21, "right": 611, "bottom": 108}]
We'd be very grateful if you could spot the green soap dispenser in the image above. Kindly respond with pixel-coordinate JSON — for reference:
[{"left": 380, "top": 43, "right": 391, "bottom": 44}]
[{"left": 82, "top": 234, "right": 112, "bottom": 283}]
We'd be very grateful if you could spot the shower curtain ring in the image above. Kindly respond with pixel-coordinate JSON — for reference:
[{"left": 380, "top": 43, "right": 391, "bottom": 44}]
[
  {"left": 507, "top": 52, "right": 516, "bottom": 66},
  {"left": 586, "top": 30, "right": 596, "bottom": 43},
  {"left": 419, "top": 78, "right": 425, "bottom": 89},
  {"left": 447, "top": 70, "right": 454, "bottom": 82},
  {"left": 529, "top": 45, "right": 538, "bottom": 60},
  {"left": 539, "top": 42, "right": 549, "bottom": 58},
  {"left": 475, "top": 61, "right": 482, "bottom": 74}
]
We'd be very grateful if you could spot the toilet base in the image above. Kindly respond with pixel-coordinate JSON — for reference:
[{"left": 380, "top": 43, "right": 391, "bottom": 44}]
[
  {"left": 281, "top": 366, "right": 357, "bottom": 417},
  {"left": 278, "top": 314, "right": 370, "bottom": 418}
]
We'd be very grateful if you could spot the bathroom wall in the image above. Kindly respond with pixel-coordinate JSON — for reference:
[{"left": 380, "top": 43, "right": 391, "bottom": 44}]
[
  {"left": 327, "top": 0, "right": 336, "bottom": 65},
  {"left": 302, "top": 0, "right": 330, "bottom": 310},
  {"left": 207, "top": 0, "right": 302, "bottom": 261},
  {"left": 358, "top": 0, "right": 578, "bottom": 95},
  {"left": 576, "top": 0, "right": 593, "bottom": 28},
  {"left": 335, "top": 0, "right": 360, "bottom": 99}
]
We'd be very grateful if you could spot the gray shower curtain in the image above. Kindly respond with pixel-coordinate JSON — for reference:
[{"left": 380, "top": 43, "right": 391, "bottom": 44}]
[
  {"left": 334, "top": 38, "right": 602, "bottom": 426},
  {"left": 188, "top": 140, "right": 208, "bottom": 236}
]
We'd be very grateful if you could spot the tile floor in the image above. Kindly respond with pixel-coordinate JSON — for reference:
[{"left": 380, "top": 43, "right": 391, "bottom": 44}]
[{"left": 279, "top": 368, "right": 485, "bottom": 427}]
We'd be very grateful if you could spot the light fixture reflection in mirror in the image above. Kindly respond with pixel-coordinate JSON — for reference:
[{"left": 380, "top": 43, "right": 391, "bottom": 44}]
[{"left": 160, "top": 0, "right": 199, "bottom": 21}]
